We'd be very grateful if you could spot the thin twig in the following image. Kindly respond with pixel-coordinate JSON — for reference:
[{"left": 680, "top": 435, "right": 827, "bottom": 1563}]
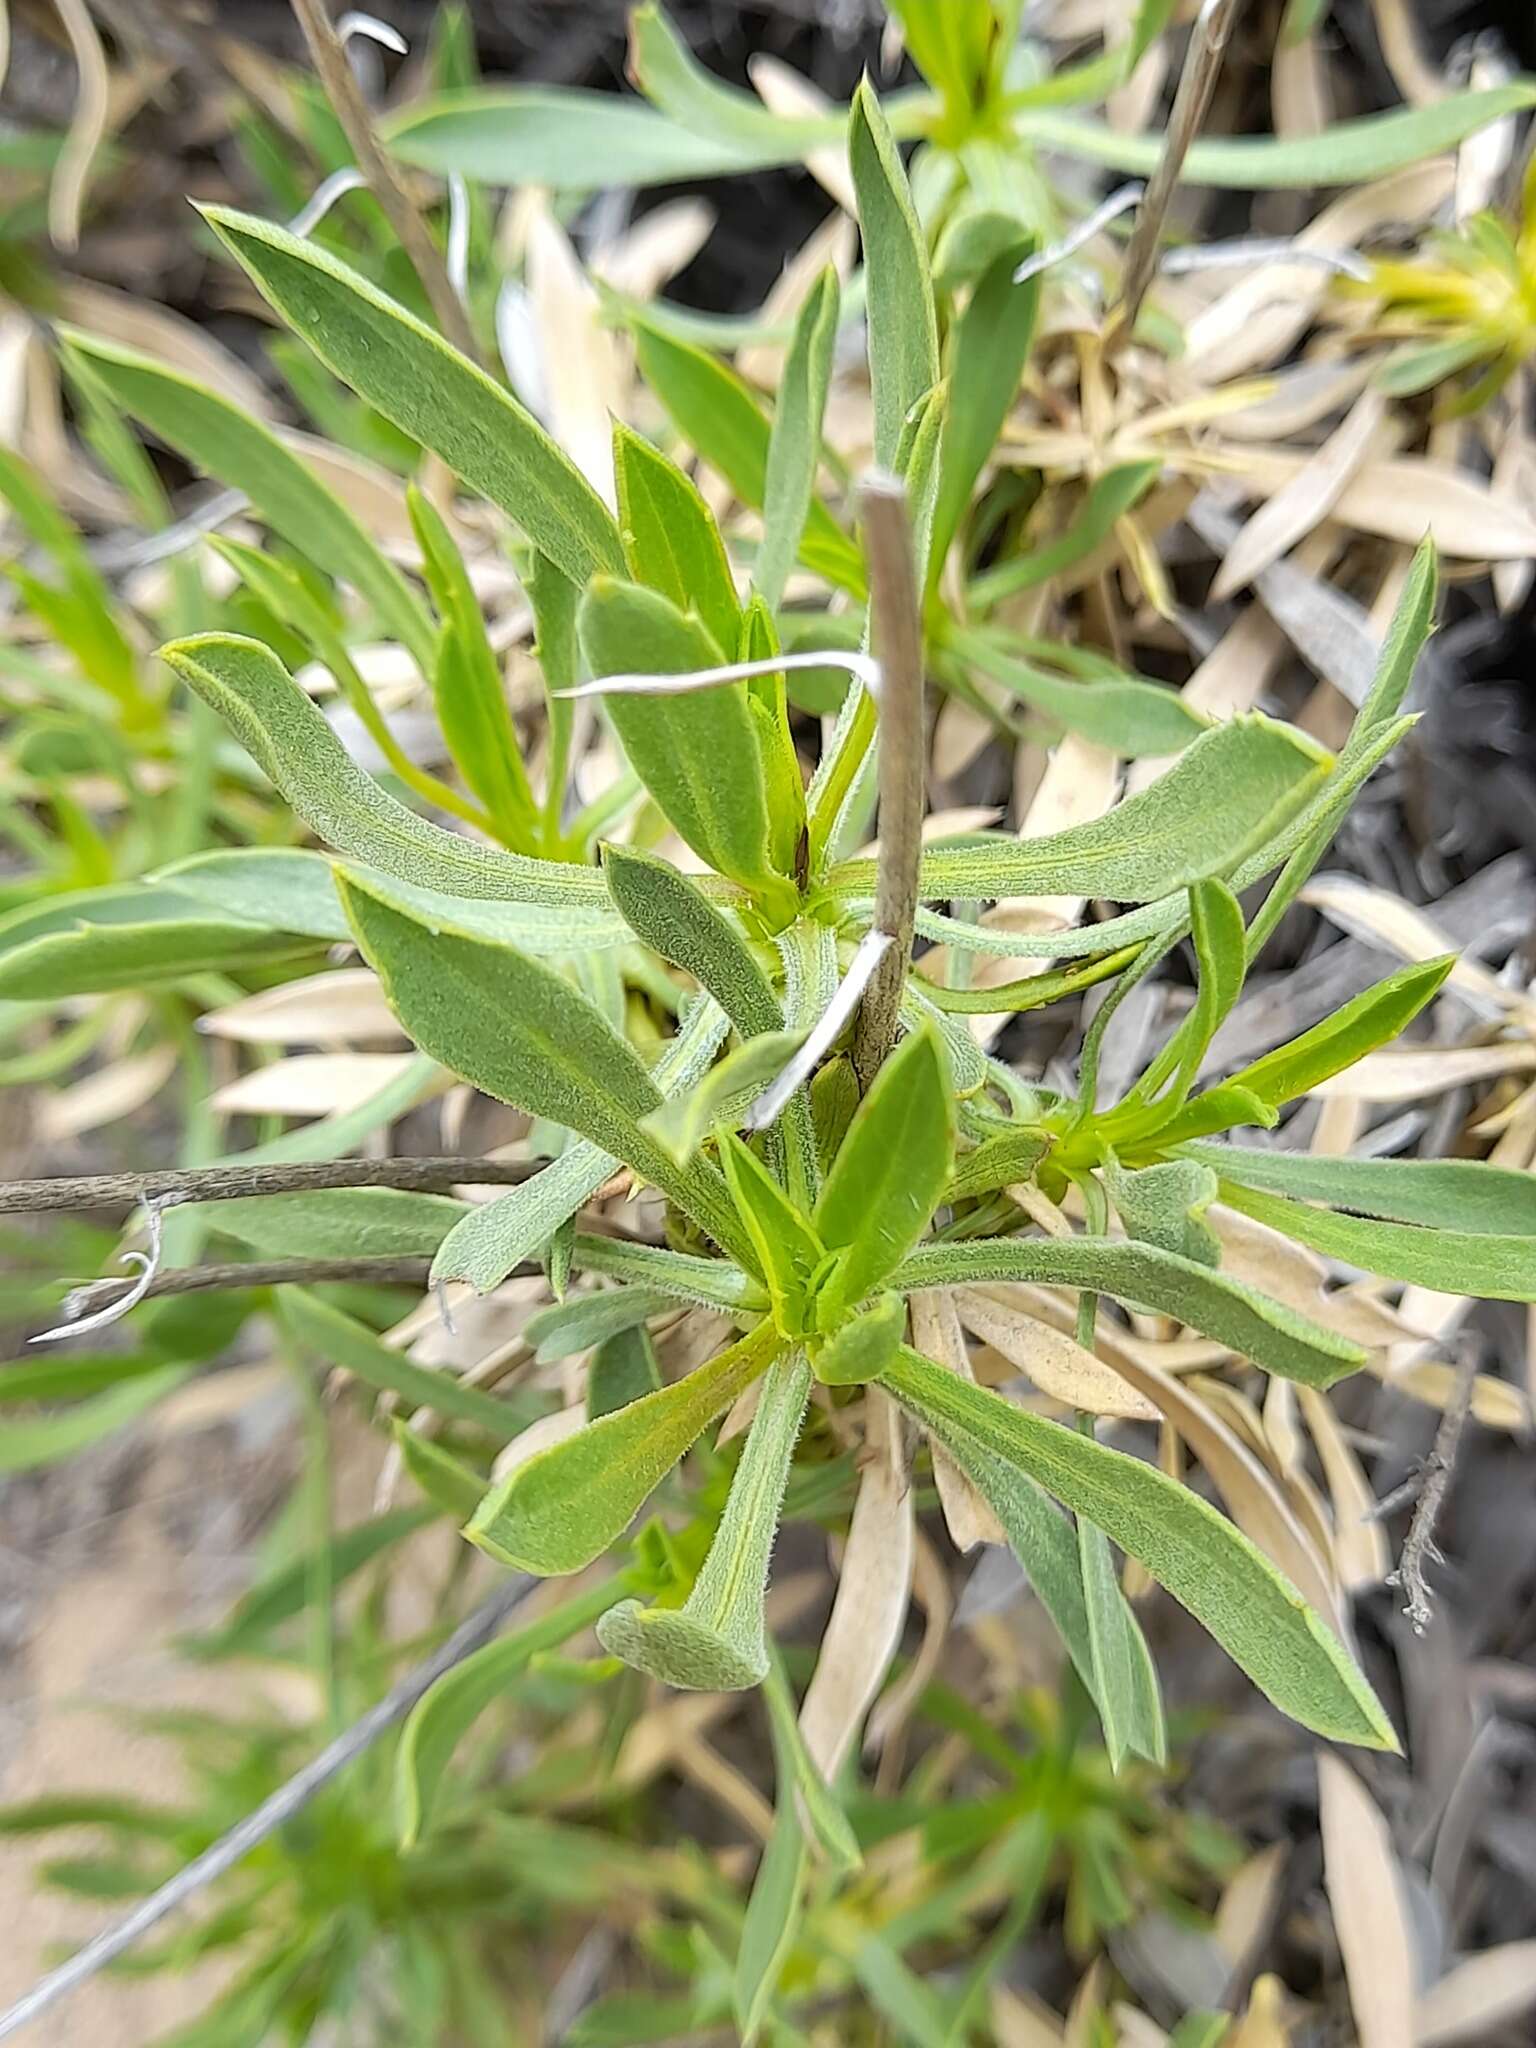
[
  {"left": 1384, "top": 1345, "right": 1479, "bottom": 1634},
  {"left": 0, "top": 1157, "right": 535, "bottom": 1216},
  {"left": 45, "top": 1255, "right": 440, "bottom": 1328},
  {"left": 288, "top": 0, "right": 480, "bottom": 362},
  {"left": 851, "top": 473, "right": 925, "bottom": 1093},
  {"left": 1107, "top": 0, "right": 1244, "bottom": 352},
  {"left": 0, "top": 1579, "right": 535, "bottom": 2043}
]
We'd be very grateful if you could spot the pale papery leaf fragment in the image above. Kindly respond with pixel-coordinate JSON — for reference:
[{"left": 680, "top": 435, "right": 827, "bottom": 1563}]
[{"left": 1319, "top": 1753, "right": 1418, "bottom": 2048}]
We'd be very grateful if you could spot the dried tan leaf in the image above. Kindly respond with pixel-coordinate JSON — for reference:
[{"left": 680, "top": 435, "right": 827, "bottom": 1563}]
[
  {"left": 200, "top": 969, "right": 404, "bottom": 1046},
  {"left": 1414, "top": 1942, "right": 1536, "bottom": 2046},
  {"left": 488, "top": 1403, "right": 585, "bottom": 1483},
  {"left": 1298, "top": 1385, "right": 1390, "bottom": 1589},
  {"left": 63, "top": 279, "right": 275, "bottom": 418},
  {"left": 991, "top": 1984, "right": 1066, "bottom": 2048},
  {"left": 1272, "top": 21, "right": 1332, "bottom": 137},
  {"left": 591, "top": 198, "right": 714, "bottom": 300},
  {"left": 1111, "top": 2007, "right": 1169, "bottom": 2048},
  {"left": 278, "top": 429, "right": 418, "bottom": 550},
  {"left": 1311, "top": 1042, "right": 1536, "bottom": 1102},
  {"left": 37, "top": 1046, "right": 177, "bottom": 1141},
  {"left": 1303, "top": 875, "right": 1527, "bottom": 1020},
  {"left": 955, "top": 1290, "right": 1159, "bottom": 1420},
  {"left": 910, "top": 1290, "right": 1006, "bottom": 1551},
  {"left": 738, "top": 206, "right": 855, "bottom": 390},
  {"left": 799, "top": 1390, "right": 914, "bottom": 1780},
  {"left": 526, "top": 194, "right": 621, "bottom": 510},
  {"left": 748, "top": 53, "right": 856, "bottom": 210},
  {"left": 1222, "top": 448, "right": 1536, "bottom": 560},
  {"left": 208, "top": 1052, "right": 417, "bottom": 1118},
  {"left": 867, "top": 1527, "right": 951, "bottom": 1751},
  {"left": 1372, "top": 0, "right": 1447, "bottom": 108},
  {"left": 1215, "top": 1842, "right": 1289, "bottom": 1965},
  {"left": 1230, "top": 1975, "right": 1294, "bottom": 2048},
  {"left": 1211, "top": 388, "right": 1389, "bottom": 601},
  {"left": 1319, "top": 1753, "right": 1417, "bottom": 2048},
  {"left": 1218, "top": 358, "right": 1376, "bottom": 443},
  {"left": 1208, "top": 1207, "right": 1422, "bottom": 1348},
  {"left": 1373, "top": 1356, "right": 1530, "bottom": 1432}
]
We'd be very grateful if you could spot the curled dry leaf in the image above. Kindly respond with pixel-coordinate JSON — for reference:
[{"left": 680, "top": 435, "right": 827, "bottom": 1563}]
[
  {"left": 866, "top": 1526, "right": 950, "bottom": 1752},
  {"left": 1298, "top": 1384, "right": 1390, "bottom": 1590},
  {"left": 1208, "top": 1207, "right": 1422, "bottom": 1349},
  {"left": 208, "top": 1053, "right": 419, "bottom": 1119},
  {"left": 798, "top": 1388, "right": 914, "bottom": 1781},
  {"left": 910, "top": 1290, "right": 1007, "bottom": 1551},
  {"left": 1319, "top": 1753, "right": 1418, "bottom": 2048},
  {"left": 1414, "top": 1941, "right": 1536, "bottom": 2047},
  {"left": 1311, "top": 1042, "right": 1536, "bottom": 1102}
]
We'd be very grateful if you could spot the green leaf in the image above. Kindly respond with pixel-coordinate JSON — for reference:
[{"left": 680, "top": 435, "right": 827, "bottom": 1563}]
[
  {"left": 832, "top": 715, "right": 1330, "bottom": 905},
  {"left": 946, "top": 1126, "right": 1051, "bottom": 1200},
  {"left": 1185, "top": 1144, "right": 1536, "bottom": 1235},
  {"left": 893, "top": 379, "right": 949, "bottom": 593},
  {"left": 601, "top": 844, "right": 780, "bottom": 1039},
  {"left": 889, "top": 0, "right": 992, "bottom": 111},
  {"left": 954, "top": 632, "right": 1211, "bottom": 759},
  {"left": 61, "top": 332, "right": 435, "bottom": 674},
  {"left": 208, "top": 1188, "right": 465, "bottom": 1260},
  {"left": 813, "top": 1029, "right": 955, "bottom": 1325},
  {"left": 1220, "top": 954, "right": 1455, "bottom": 1108},
  {"left": 154, "top": 849, "right": 350, "bottom": 940},
  {"left": 0, "top": 444, "right": 141, "bottom": 709},
  {"left": 1104, "top": 1155, "right": 1221, "bottom": 1267},
  {"left": 587, "top": 1325, "right": 664, "bottom": 1420},
  {"left": 850, "top": 79, "right": 940, "bottom": 469},
  {"left": 719, "top": 1132, "right": 826, "bottom": 1329},
  {"left": 1015, "top": 82, "right": 1536, "bottom": 189},
  {"left": 0, "top": 913, "right": 311, "bottom": 999},
  {"left": 970, "top": 460, "right": 1162, "bottom": 609},
  {"left": 894, "top": 1236, "right": 1362, "bottom": 1389},
  {"left": 466, "top": 1321, "right": 778, "bottom": 1573},
  {"left": 279, "top": 1289, "right": 524, "bottom": 1438},
  {"left": 613, "top": 423, "right": 741, "bottom": 656},
  {"left": 930, "top": 227, "right": 1039, "bottom": 582},
  {"left": 395, "top": 1577, "right": 618, "bottom": 1846},
  {"left": 200, "top": 205, "right": 624, "bottom": 587},
  {"left": 429, "top": 997, "right": 728, "bottom": 1293},
  {"left": 393, "top": 1422, "right": 485, "bottom": 1520},
  {"left": 734, "top": 1800, "right": 806, "bottom": 2045},
  {"left": 1079, "top": 1467, "right": 1139, "bottom": 1772},
  {"left": 0, "top": 1367, "right": 189, "bottom": 1474},
  {"left": 758, "top": 267, "right": 840, "bottom": 610},
  {"left": 881, "top": 1348, "right": 1397, "bottom": 1749},
  {"left": 761, "top": 1651, "right": 862, "bottom": 1870},
  {"left": 597, "top": 1350, "right": 808, "bottom": 1688},
  {"left": 409, "top": 486, "right": 538, "bottom": 843},
  {"left": 630, "top": 3, "right": 848, "bottom": 159},
  {"left": 630, "top": 317, "right": 865, "bottom": 594},
  {"left": 337, "top": 868, "right": 748, "bottom": 1263},
  {"left": 577, "top": 576, "right": 783, "bottom": 897},
  {"left": 641, "top": 1031, "right": 805, "bottom": 1165},
  {"left": 1215, "top": 1184, "right": 1536, "bottom": 1302},
  {"left": 524, "top": 1286, "right": 675, "bottom": 1364},
  {"left": 159, "top": 635, "right": 609, "bottom": 909},
  {"left": 1114, "top": 877, "right": 1246, "bottom": 1122},
  {"left": 811, "top": 1290, "right": 906, "bottom": 1386}
]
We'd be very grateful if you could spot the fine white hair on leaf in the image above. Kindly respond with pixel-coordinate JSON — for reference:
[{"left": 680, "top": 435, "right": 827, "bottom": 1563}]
[
  {"left": 446, "top": 174, "right": 471, "bottom": 307},
  {"left": 336, "top": 11, "right": 408, "bottom": 54},
  {"left": 1014, "top": 183, "right": 1143, "bottom": 285},
  {"left": 557, "top": 649, "right": 881, "bottom": 702},
  {"left": 1159, "top": 237, "right": 1371, "bottom": 282},
  {"left": 746, "top": 929, "right": 893, "bottom": 1132},
  {"left": 30, "top": 1197, "right": 177, "bottom": 1346},
  {"left": 288, "top": 167, "right": 368, "bottom": 240}
]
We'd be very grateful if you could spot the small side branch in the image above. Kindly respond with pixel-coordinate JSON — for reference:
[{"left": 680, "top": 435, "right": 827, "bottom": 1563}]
[
  {"left": 0, "top": 1579, "right": 535, "bottom": 2043},
  {"left": 42, "top": 1255, "right": 444, "bottom": 1333},
  {"left": 1383, "top": 1345, "right": 1479, "bottom": 1634},
  {"left": 851, "top": 473, "right": 925, "bottom": 1093},
  {"left": 288, "top": 0, "right": 479, "bottom": 362},
  {"left": 0, "top": 1157, "right": 534, "bottom": 1217},
  {"left": 1108, "top": 0, "right": 1243, "bottom": 351}
]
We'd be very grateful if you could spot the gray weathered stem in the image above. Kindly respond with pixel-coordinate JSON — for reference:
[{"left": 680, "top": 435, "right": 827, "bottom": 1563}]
[
  {"left": 1108, "top": 0, "right": 1243, "bottom": 351},
  {"left": 288, "top": 0, "right": 479, "bottom": 362},
  {"left": 851, "top": 473, "right": 925, "bottom": 1092},
  {"left": 0, "top": 1157, "right": 533, "bottom": 1216},
  {"left": 51, "top": 1255, "right": 442, "bottom": 1325},
  {"left": 0, "top": 1580, "right": 535, "bottom": 2042}
]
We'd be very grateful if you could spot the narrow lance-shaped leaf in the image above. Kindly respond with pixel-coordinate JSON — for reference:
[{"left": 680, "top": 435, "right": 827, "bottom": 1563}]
[
  {"left": 280, "top": 1289, "right": 526, "bottom": 1440},
  {"left": 720, "top": 1131, "right": 826, "bottom": 1333},
  {"left": 757, "top": 266, "right": 839, "bottom": 611},
  {"left": 408, "top": 486, "right": 539, "bottom": 845},
  {"left": 59, "top": 332, "right": 436, "bottom": 673},
  {"left": 467, "top": 1321, "right": 778, "bottom": 1573},
  {"left": 1220, "top": 954, "right": 1455, "bottom": 1109},
  {"left": 970, "top": 459, "right": 1162, "bottom": 610},
  {"left": 601, "top": 843, "right": 781, "bottom": 1039},
  {"left": 831, "top": 715, "right": 1331, "bottom": 906},
  {"left": 159, "top": 635, "right": 610, "bottom": 910},
  {"left": 1215, "top": 1183, "right": 1536, "bottom": 1302},
  {"left": 577, "top": 576, "right": 785, "bottom": 901},
  {"left": 882, "top": 1348, "right": 1397, "bottom": 1750},
  {"left": 613, "top": 422, "right": 741, "bottom": 656},
  {"left": 1185, "top": 1144, "right": 1536, "bottom": 1234},
  {"left": 893, "top": 1235, "right": 1362, "bottom": 1389},
  {"left": 813, "top": 1027, "right": 956, "bottom": 1326},
  {"left": 598, "top": 1350, "right": 810, "bottom": 1689},
  {"left": 850, "top": 78, "right": 940, "bottom": 469},
  {"left": 200, "top": 205, "right": 625, "bottom": 587},
  {"left": 336, "top": 867, "right": 750, "bottom": 1265},
  {"left": 953, "top": 632, "right": 1209, "bottom": 760},
  {"left": 929, "top": 225, "right": 1039, "bottom": 584},
  {"left": 641, "top": 1031, "right": 805, "bottom": 1165}
]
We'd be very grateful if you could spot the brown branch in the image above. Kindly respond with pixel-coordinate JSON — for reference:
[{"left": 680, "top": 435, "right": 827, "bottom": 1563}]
[
  {"left": 1107, "top": 0, "right": 1243, "bottom": 353},
  {"left": 288, "top": 0, "right": 480, "bottom": 362},
  {"left": 1385, "top": 1345, "right": 1479, "bottom": 1634},
  {"left": 851, "top": 472, "right": 925, "bottom": 1093},
  {"left": 0, "top": 1157, "right": 534, "bottom": 1217}
]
